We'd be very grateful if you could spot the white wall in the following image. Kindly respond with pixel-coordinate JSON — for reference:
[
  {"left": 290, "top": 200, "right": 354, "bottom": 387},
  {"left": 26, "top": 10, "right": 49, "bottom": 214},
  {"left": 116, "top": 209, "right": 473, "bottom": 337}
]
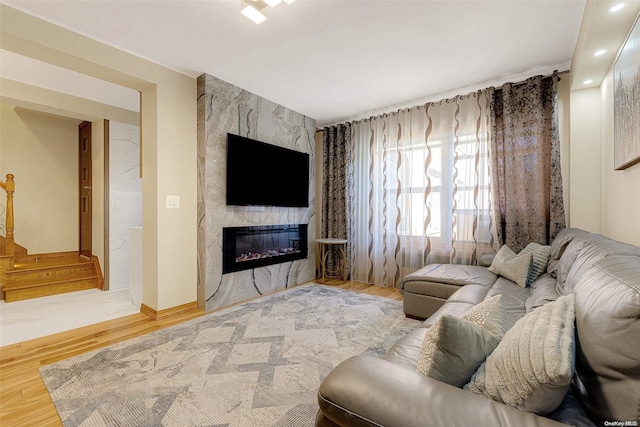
[
  {"left": 568, "top": 75, "right": 640, "bottom": 247},
  {"left": 0, "top": 104, "right": 79, "bottom": 253},
  {"left": 600, "top": 71, "right": 640, "bottom": 245},
  {"left": 568, "top": 87, "right": 602, "bottom": 233}
]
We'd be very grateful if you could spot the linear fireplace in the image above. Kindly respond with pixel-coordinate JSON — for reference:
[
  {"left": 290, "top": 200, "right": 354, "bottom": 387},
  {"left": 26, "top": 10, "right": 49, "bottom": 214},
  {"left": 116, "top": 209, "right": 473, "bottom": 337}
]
[{"left": 222, "top": 224, "right": 308, "bottom": 274}]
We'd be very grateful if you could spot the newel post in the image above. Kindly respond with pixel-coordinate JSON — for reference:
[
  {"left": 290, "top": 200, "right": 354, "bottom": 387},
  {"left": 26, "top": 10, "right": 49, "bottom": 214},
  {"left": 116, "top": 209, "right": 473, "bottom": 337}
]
[{"left": 4, "top": 174, "right": 15, "bottom": 257}]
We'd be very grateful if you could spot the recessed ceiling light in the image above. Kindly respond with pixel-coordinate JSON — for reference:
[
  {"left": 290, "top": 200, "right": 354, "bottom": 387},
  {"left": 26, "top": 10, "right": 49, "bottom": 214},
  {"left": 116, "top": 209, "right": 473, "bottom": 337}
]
[
  {"left": 583, "top": 79, "right": 594, "bottom": 85},
  {"left": 609, "top": 3, "right": 626, "bottom": 13},
  {"left": 594, "top": 49, "right": 607, "bottom": 56},
  {"left": 265, "top": 0, "right": 281, "bottom": 6}
]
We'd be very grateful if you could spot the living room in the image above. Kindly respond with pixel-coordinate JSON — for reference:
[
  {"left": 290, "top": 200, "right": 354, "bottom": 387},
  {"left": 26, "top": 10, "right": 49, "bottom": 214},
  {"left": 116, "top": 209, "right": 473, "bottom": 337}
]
[{"left": 0, "top": 1, "right": 639, "bottom": 426}]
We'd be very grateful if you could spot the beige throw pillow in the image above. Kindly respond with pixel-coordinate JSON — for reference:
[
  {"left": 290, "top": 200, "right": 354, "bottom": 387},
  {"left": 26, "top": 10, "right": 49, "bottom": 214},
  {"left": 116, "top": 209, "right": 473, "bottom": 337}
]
[
  {"left": 460, "top": 294, "right": 508, "bottom": 339},
  {"left": 416, "top": 295, "right": 507, "bottom": 387},
  {"left": 464, "top": 294, "right": 576, "bottom": 415},
  {"left": 488, "top": 245, "right": 533, "bottom": 288}
]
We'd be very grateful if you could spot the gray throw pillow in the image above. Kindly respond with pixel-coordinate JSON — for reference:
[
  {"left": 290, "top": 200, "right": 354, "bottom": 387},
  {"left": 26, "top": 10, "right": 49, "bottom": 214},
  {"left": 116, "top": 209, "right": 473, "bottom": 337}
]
[
  {"left": 520, "top": 242, "right": 551, "bottom": 286},
  {"left": 465, "top": 294, "right": 576, "bottom": 415},
  {"left": 416, "top": 295, "right": 507, "bottom": 387},
  {"left": 487, "top": 245, "right": 533, "bottom": 288},
  {"left": 416, "top": 315, "right": 501, "bottom": 388}
]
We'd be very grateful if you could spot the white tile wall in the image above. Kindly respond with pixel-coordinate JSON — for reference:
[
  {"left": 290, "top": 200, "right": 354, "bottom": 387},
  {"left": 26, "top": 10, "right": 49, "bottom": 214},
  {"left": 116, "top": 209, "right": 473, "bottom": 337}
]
[{"left": 109, "top": 121, "right": 142, "bottom": 291}]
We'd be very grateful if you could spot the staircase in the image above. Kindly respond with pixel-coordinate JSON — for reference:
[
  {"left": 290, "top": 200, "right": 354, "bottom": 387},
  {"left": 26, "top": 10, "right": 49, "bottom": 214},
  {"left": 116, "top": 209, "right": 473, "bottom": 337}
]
[
  {"left": 0, "top": 174, "right": 103, "bottom": 302},
  {"left": 2, "top": 251, "right": 103, "bottom": 302}
]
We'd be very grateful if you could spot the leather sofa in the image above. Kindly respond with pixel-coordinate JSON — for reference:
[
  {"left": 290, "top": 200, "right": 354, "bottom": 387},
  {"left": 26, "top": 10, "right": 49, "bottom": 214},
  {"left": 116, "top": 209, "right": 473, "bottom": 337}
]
[{"left": 315, "top": 229, "right": 640, "bottom": 426}]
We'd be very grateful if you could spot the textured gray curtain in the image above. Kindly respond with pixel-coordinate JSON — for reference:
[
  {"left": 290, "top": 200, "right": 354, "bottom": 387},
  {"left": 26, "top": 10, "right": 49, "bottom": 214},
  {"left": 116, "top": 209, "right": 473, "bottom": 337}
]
[
  {"left": 489, "top": 71, "right": 565, "bottom": 252},
  {"left": 322, "top": 124, "right": 352, "bottom": 277}
]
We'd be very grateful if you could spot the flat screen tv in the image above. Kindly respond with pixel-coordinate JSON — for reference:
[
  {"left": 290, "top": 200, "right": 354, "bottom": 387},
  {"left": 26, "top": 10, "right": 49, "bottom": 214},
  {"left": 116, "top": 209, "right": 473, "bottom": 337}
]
[{"left": 226, "top": 133, "right": 310, "bottom": 208}]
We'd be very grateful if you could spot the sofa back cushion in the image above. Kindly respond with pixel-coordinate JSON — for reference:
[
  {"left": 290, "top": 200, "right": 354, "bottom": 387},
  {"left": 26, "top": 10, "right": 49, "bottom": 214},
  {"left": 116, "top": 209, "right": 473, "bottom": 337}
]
[
  {"left": 554, "top": 230, "right": 640, "bottom": 295},
  {"left": 547, "top": 228, "right": 590, "bottom": 279},
  {"left": 571, "top": 255, "right": 640, "bottom": 422},
  {"left": 525, "top": 273, "right": 559, "bottom": 313}
]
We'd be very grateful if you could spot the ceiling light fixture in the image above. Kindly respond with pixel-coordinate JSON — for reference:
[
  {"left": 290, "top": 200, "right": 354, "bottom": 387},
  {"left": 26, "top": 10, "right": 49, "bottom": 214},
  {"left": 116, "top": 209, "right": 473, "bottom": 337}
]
[
  {"left": 583, "top": 79, "right": 594, "bottom": 85},
  {"left": 241, "top": 0, "right": 267, "bottom": 24},
  {"left": 594, "top": 49, "right": 607, "bottom": 56},
  {"left": 609, "top": 3, "right": 626, "bottom": 13},
  {"left": 242, "top": 0, "right": 296, "bottom": 24}
]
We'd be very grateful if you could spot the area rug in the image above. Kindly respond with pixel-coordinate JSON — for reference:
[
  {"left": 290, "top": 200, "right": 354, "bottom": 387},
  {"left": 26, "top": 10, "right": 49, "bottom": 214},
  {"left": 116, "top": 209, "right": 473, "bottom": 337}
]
[{"left": 40, "top": 283, "right": 420, "bottom": 427}]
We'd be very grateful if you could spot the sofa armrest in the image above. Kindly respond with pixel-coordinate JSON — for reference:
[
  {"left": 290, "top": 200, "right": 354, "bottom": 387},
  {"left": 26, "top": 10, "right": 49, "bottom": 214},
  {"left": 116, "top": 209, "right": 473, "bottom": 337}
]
[{"left": 317, "top": 355, "right": 568, "bottom": 427}]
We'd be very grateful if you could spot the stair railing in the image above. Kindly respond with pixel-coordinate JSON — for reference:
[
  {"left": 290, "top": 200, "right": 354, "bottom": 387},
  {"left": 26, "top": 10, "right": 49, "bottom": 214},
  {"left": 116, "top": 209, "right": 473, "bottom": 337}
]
[{"left": 0, "top": 174, "right": 15, "bottom": 257}]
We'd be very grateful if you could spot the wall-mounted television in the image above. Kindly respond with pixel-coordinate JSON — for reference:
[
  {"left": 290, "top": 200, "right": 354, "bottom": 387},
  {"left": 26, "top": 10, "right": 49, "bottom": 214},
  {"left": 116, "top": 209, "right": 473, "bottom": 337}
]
[{"left": 226, "top": 133, "right": 310, "bottom": 208}]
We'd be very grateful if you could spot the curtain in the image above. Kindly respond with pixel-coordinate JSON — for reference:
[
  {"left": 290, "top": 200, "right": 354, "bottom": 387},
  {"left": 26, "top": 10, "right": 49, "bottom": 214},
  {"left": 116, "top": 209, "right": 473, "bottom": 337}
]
[
  {"left": 349, "top": 93, "right": 497, "bottom": 288},
  {"left": 321, "top": 124, "right": 353, "bottom": 275},
  {"left": 489, "top": 72, "right": 565, "bottom": 252}
]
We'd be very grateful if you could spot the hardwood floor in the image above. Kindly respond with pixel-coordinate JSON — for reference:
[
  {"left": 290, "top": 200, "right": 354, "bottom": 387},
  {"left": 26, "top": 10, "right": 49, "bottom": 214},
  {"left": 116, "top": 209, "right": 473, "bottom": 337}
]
[{"left": 0, "top": 281, "right": 402, "bottom": 426}]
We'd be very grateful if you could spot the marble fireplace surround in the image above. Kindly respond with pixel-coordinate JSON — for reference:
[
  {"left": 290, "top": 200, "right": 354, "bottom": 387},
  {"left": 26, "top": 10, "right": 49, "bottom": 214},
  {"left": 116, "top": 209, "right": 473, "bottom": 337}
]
[{"left": 197, "top": 73, "right": 316, "bottom": 312}]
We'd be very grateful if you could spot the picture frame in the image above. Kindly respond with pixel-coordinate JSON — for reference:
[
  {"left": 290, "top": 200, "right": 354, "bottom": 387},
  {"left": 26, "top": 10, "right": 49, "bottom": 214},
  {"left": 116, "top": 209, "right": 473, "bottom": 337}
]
[{"left": 613, "top": 15, "right": 640, "bottom": 170}]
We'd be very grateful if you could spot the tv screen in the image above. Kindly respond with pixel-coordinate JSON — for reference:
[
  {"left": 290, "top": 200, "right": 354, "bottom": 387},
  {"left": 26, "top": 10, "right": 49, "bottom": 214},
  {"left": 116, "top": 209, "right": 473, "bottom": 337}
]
[{"left": 226, "top": 133, "right": 310, "bottom": 208}]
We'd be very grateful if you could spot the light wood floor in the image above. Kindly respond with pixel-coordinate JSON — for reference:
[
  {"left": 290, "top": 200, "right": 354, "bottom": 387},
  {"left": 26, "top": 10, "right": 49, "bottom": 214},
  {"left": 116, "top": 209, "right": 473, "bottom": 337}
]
[{"left": 0, "top": 281, "right": 401, "bottom": 426}]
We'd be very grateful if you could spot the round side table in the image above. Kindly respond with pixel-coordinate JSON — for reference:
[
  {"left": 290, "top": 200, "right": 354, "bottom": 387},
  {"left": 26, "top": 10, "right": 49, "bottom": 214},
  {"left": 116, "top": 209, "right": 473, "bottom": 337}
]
[{"left": 317, "top": 238, "right": 347, "bottom": 283}]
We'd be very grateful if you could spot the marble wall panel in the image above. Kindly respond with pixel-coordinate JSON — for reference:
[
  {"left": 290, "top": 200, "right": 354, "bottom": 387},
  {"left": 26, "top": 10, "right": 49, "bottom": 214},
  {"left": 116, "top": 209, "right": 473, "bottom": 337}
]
[
  {"left": 129, "top": 227, "right": 143, "bottom": 307},
  {"left": 197, "top": 74, "right": 316, "bottom": 311},
  {"left": 108, "top": 121, "right": 142, "bottom": 290}
]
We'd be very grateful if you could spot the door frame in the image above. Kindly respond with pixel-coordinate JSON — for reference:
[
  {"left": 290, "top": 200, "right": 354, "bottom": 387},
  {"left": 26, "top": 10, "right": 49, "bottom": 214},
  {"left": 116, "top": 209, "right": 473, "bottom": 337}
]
[
  {"left": 78, "top": 121, "right": 92, "bottom": 259},
  {"left": 103, "top": 119, "right": 110, "bottom": 290}
]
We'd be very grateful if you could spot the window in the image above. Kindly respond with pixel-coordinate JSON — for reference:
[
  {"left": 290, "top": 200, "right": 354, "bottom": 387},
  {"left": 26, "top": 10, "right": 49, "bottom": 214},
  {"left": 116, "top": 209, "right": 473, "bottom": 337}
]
[{"left": 387, "top": 133, "right": 491, "bottom": 244}]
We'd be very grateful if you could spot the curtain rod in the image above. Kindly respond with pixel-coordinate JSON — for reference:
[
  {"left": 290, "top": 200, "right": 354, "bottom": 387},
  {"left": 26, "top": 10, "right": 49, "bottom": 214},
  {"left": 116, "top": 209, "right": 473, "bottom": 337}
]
[
  {"left": 320, "top": 69, "right": 570, "bottom": 129},
  {"left": 504, "top": 69, "right": 568, "bottom": 88}
]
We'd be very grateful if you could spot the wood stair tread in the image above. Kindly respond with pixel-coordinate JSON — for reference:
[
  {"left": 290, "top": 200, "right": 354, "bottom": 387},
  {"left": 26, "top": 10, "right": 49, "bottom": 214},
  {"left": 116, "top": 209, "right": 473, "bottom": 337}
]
[
  {"left": 3, "top": 274, "right": 99, "bottom": 291},
  {"left": 13, "top": 257, "right": 92, "bottom": 270},
  {"left": 9, "top": 261, "right": 94, "bottom": 274},
  {"left": 2, "top": 277, "right": 99, "bottom": 302}
]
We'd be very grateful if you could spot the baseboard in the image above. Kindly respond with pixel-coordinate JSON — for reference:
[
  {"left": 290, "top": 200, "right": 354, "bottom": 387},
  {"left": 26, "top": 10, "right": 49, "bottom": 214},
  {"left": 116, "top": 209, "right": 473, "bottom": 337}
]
[{"left": 140, "top": 301, "right": 200, "bottom": 321}]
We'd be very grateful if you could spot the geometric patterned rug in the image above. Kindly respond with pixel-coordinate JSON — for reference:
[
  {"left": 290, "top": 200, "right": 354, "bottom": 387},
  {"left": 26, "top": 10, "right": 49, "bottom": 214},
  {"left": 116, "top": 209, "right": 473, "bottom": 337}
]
[{"left": 40, "top": 284, "right": 420, "bottom": 426}]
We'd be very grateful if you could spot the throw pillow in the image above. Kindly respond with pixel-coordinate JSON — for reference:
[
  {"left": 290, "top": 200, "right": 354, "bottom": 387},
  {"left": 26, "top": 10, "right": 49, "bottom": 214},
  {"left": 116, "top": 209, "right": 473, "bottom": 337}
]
[
  {"left": 487, "top": 245, "right": 533, "bottom": 288},
  {"left": 460, "top": 294, "right": 508, "bottom": 339},
  {"left": 464, "top": 294, "right": 576, "bottom": 415},
  {"left": 416, "top": 315, "right": 501, "bottom": 388},
  {"left": 520, "top": 242, "right": 551, "bottom": 286},
  {"left": 416, "top": 295, "right": 507, "bottom": 387}
]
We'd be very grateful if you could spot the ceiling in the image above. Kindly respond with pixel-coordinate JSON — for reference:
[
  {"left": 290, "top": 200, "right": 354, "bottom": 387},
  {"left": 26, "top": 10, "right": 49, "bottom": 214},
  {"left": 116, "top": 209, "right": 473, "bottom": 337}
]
[{"left": 1, "top": 1, "right": 589, "bottom": 126}]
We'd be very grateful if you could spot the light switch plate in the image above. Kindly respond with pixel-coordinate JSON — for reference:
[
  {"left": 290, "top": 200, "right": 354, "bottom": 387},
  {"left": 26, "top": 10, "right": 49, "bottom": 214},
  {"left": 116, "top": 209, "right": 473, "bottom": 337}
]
[{"left": 166, "top": 195, "right": 180, "bottom": 209}]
